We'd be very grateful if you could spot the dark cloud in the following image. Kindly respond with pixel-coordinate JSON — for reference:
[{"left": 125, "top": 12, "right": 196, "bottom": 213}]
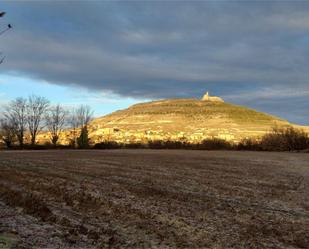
[{"left": 1, "top": 1, "right": 309, "bottom": 124}]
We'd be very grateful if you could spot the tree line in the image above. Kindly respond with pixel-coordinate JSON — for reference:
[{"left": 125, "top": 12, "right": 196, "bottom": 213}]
[
  {"left": 0, "top": 95, "right": 93, "bottom": 148},
  {"left": 93, "top": 126, "right": 309, "bottom": 152}
]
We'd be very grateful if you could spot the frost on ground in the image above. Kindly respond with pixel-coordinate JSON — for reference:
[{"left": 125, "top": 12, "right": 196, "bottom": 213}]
[{"left": 0, "top": 150, "right": 309, "bottom": 248}]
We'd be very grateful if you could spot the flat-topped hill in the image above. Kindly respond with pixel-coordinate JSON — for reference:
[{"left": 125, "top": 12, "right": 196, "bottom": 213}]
[
  {"left": 89, "top": 96, "right": 302, "bottom": 143},
  {"left": 97, "top": 98, "right": 284, "bottom": 126}
]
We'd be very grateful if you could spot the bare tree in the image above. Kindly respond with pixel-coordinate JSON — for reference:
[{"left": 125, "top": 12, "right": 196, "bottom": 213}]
[
  {"left": 0, "top": 118, "right": 16, "bottom": 148},
  {"left": 68, "top": 108, "right": 79, "bottom": 148},
  {"left": 76, "top": 105, "right": 93, "bottom": 128},
  {"left": 69, "top": 105, "right": 93, "bottom": 148},
  {"left": 76, "top": 105, "right": 93, "bottom": 149},
  {"left": 26, "top": 95, "right": 50, "bottom": 145},
  {"left": 3, "top": 97, "right": 27, "bottom": 147},
  {"left": 45, "top": 104, "right": 67, "bottom": 146},
  {"left": 0, "top": 11, "right": 12, "bottom": 64}
]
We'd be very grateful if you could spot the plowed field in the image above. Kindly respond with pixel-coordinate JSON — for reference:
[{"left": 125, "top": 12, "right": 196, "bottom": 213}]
[{"left": 0, "top": 150, "right": 309, "bottom": 248}]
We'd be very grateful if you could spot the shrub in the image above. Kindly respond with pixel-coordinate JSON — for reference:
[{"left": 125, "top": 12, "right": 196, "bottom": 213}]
[
  {"left": 124, "top": 143, "right": 144, "bottom": 149},
  {"left": 148, "top": 140, "right": 165, "bottom": 149},
  {"left": 237, "top": 138, "right": 262, "bottom": 151},
  {"left": 162, "top": 140, "right": 188, "bottom": 149},
  {"left": 147, "top": 140, "right": 189, "bottom": 149},
  {"left": 22, "top": 144, "right": 50, "bottom": 150},
  {"left": 260, "top": 126, "right": 309, "bottom": 151},
  {"left": 198, "top": 138, "right": 233, "bottom": 150},
  {"left": 93, "top": 141, "right": 122, "bottom": 149}
]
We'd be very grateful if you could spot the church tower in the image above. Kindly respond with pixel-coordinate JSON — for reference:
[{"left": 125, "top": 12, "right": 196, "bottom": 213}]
[
  {"left": 201, "top": 91, "right": 224, "bottom": 102},
  {"left": 202, "top": 91, "right": 210, "bottom": 101}
]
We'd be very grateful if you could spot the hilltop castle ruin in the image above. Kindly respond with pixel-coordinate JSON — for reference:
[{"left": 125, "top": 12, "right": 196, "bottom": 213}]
[{"left": 201, "top": 92, "right": 224, "bottom": 102}]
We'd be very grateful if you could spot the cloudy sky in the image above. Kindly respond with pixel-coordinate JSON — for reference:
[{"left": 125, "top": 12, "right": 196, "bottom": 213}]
[{"left": 0, "top": 1, "right": 308, "bottom": 125}]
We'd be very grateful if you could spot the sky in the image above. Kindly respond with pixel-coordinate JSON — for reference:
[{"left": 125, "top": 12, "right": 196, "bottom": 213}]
[{"left": 0, "top": 1, "right": 308, "bottom": 125}]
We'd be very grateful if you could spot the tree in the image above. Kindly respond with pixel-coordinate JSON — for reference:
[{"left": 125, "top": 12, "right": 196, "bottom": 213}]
[
  {"left": 69, "top": 105, "right": 93, "bottom": 148},
  {"left": 68, "top": 109, "right": 79, "bottom": 148},
  {"left": 77, "top": 105, "right": 93, "bottom": 148},
  {"left": 75, "top": 105, "right": 93, "bottom": 128},
  {"left": 261, "top": 126, "right": 309, "bottom": 151},
  {"left": 3, "top": 97, "right": 27, "bottom": 147},
  {"left": 0, "top": 118, "right": 16, "bottom": 148},
  {"left": 77, "top": 126, "right": 90, "bottom": 149},
  {"left": 26, "top": 95, "right": 50, "bottom": 145},
  {"left": 0, "top": 11, "right": 12, "bottom": 64},
  {"left": 45, "top": 104, "right": 67, "bottom": 146}
]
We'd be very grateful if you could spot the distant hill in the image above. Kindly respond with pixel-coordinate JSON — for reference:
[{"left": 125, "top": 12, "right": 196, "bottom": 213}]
[{"left": 88, "top": 92, "right": 308, "bottom": 144}]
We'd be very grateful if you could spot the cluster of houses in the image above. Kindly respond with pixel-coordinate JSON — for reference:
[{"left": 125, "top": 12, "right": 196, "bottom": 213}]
[{"left": 88, "top": 126, "right": 239, "bottom": 145}]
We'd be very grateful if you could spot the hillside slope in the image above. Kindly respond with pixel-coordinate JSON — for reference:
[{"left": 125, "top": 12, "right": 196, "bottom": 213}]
[{"left": 89, "top": 97, "right": 302, "bottom": 143}]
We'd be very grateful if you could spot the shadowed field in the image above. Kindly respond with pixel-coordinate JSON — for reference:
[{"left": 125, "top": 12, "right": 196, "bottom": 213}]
[{"left": 0, "top": 150, "right": 309, "bottom": 248}]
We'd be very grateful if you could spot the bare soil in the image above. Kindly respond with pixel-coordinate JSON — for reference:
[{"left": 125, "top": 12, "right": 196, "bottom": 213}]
[{"left": 0, "top": 150, "right": 309, "bottom": 248}]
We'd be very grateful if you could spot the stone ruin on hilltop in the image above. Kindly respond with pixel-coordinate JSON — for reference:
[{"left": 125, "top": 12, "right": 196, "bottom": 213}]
[{"left": 201, "top": 92, "right": 224, "bottom": 102}]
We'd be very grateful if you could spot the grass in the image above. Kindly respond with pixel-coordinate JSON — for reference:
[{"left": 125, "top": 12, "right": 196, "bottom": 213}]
[{"left": 106, "top": 99, "right": 285, "bottom": 125}]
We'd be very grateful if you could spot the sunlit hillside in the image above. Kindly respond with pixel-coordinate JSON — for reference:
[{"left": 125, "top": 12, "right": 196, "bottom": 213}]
[{"left": 88, "top": 94, "right": 307, "bottom": 144}]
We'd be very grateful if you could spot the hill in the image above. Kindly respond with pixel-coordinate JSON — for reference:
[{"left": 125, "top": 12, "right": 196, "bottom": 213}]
[{"left": 87, "top": 93, "right": 307, "bottom": 144}]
